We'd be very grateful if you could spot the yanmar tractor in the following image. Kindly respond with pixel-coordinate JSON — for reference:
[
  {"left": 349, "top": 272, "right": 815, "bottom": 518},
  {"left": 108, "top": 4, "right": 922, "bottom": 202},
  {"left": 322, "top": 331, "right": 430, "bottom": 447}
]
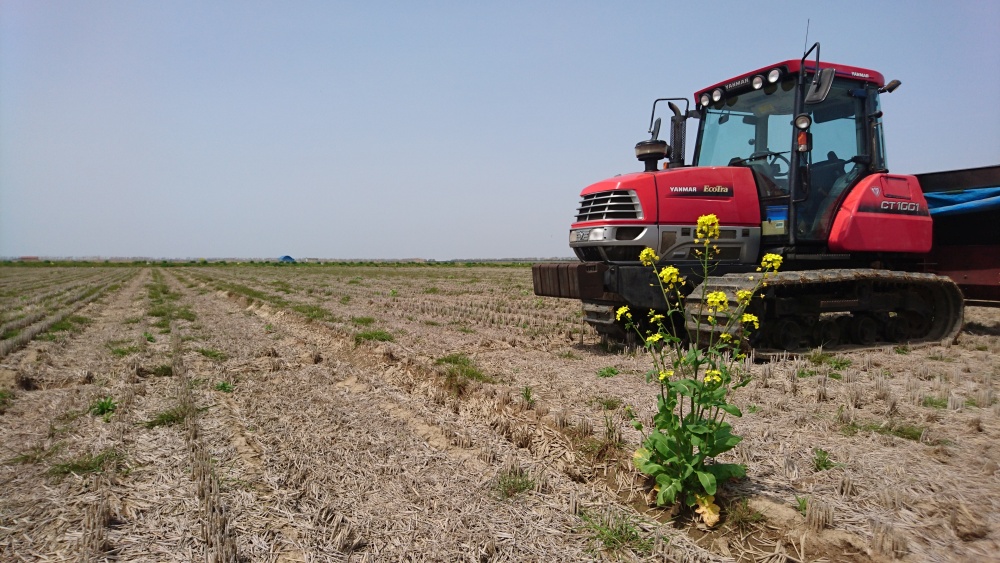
[{"left": 533, "top": 44, "right": 1000, "bottom": 352}]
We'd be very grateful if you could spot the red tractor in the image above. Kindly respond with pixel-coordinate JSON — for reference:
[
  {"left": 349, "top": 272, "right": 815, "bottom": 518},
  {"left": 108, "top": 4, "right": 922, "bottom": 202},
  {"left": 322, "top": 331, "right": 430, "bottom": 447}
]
[{"left": 534, "top": 44, "right": 1000, "bottom": 351}]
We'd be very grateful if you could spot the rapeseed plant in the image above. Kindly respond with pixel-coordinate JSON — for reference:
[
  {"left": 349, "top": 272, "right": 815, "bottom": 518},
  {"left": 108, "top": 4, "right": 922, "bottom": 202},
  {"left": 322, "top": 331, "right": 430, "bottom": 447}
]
[{"left": 622, "top": 214, "right": 782, "bottom": 526}]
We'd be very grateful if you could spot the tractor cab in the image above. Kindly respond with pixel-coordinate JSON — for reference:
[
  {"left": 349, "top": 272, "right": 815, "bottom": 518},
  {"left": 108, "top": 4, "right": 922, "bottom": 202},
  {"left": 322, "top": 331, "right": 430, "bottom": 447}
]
[{"left": 690, "top": 49, "right": 891, "bottom": 245}]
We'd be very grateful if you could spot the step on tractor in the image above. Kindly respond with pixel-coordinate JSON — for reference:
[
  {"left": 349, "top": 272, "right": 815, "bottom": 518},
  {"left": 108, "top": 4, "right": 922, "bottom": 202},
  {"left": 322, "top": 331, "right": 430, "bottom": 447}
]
[{"left": 533, "top": 43, "right": 1000, "bottom": 352}]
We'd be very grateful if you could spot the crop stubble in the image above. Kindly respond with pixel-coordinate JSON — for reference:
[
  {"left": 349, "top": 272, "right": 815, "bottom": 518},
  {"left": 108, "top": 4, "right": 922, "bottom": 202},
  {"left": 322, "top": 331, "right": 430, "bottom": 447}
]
[{"left": 1, "top": 264, "right": 999, "bottom": 561}]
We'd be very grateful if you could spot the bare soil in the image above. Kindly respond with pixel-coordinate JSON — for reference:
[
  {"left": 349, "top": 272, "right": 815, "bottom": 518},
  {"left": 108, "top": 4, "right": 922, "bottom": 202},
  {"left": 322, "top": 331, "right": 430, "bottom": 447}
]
[{"left": 1, "top": 265, "right": 999, "bottom": 562}]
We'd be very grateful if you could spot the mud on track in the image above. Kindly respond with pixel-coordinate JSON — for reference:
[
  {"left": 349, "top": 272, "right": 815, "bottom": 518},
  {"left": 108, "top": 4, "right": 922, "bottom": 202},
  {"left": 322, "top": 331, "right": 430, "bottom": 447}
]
[{"left": 2, "top": 264, "right": 1000, "bottom": 562}]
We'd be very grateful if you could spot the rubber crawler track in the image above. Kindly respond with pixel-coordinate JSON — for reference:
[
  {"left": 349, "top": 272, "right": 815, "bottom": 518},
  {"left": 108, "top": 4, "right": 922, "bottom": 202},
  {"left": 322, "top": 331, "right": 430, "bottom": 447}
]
[{"left": 684, "top": 268, "right": 965, "bottom": 355}]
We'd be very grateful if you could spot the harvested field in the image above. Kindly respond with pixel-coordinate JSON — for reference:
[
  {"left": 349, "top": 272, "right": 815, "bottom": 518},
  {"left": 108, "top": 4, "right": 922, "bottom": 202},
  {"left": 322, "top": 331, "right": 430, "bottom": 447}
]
[{"left": 2, "top": 264, "right": 999, "bottom": 562}]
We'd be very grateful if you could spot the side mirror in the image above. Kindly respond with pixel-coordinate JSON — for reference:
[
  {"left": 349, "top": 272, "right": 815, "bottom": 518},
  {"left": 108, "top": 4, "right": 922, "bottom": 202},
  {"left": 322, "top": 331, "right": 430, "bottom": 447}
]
[
  {"left": 805, "top": 67, "right": 836, "bottom": 104},
  {"left": 650, "top": 117, "right": 661, "bottom": 141},
  {"left": 879, "top": 79, "right": 901, "bottom": 94}
]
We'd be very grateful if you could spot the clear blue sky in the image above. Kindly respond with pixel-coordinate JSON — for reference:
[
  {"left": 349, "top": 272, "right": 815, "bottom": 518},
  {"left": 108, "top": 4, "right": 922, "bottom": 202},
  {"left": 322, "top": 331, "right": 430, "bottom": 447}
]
[{"left": 2, "top": 1, "right": 998, "bottom": 260}]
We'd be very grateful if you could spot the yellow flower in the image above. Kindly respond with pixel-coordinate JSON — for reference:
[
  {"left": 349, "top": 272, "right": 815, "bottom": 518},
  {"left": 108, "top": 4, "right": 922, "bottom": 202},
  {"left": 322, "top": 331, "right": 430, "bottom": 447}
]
[
  {"left": 658, "top": 369, "right": 673, "bottom": 381},
  {"left": 761, "top": 253, "right": 783, "bottom": 271},
  {"left": 646, "top": 333, "right": 663, "bottom": 343},
  {"left": 696, "top": 214, "right": 721, "bottom": 241},
  {"left": 639, "top": 247, "right": 659, "bottom": 266},
  {"left": 741, "top": 313, "right": 760, "bottom": 329},
  {"left": 616, "top": 305, "right": 631, "bottom": 321},
  {"left": 706, "top": 291, "right": 729, "bottom": 312},
  {"left": 658, "top": 266, "right": 682, "bottom": 287},
  {"left": 736, "top": 289, "right": 754, "bottom": 306},
  {"left": 704, "top": 369, "right": 722, "bottom": 385},
  {"left": 719, "top": 333, "right": 732, "bottom": 342},
  {"left": 649, "top": 313, "right": 665, "bottom": 323},
  {"left": 707, "top": 315, "right": 716, "bottom": 324}
]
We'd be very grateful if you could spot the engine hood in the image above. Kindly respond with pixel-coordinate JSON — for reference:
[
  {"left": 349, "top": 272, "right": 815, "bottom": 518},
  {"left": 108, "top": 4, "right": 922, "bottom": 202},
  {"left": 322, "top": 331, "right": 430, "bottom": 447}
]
[{"left": 575, "top": 167, "right": 761, "bottom": 228}]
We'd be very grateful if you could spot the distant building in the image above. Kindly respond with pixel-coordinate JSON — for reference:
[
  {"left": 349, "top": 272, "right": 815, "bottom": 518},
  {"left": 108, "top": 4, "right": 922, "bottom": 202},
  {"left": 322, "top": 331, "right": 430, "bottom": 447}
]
[
  {"left": 18, "top": 256, "right": 40, "bottom": 262},
  {"left": 279, "top": 255, "right": 296, "bottom": 263}
]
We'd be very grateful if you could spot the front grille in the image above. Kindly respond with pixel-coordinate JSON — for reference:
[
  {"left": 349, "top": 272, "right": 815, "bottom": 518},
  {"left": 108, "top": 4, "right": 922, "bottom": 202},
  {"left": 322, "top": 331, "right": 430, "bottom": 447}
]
[{"left": 576, "top": 190, "right": 642, "bottom": 222}]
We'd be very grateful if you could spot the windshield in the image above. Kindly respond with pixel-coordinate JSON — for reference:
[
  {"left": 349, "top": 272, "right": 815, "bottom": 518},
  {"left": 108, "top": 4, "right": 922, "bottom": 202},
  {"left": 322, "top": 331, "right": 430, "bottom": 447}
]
[
  {"left": 694, "top": 75, "right": 876, "bottom": 239},
  {"left": 695, "top": 78, "right": 798, "bottom": 168}
]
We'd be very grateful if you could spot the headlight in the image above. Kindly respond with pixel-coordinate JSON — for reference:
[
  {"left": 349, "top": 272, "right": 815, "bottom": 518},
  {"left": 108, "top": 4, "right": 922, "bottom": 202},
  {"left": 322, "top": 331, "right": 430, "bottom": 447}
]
[
  {"left": 711, "top": 88, "right": 724, "bottom": 103},
  {"left": 699, "top": 93, "right": 711, "bottom": 107},
  {"left": 752, "top": 75, "right": 764, "bottom": 90},
  {"left": 767, "top": 68, "right": 782, "bottom": 83},
  {"left": 794, "top": 114, "right": 812, "bottom": 130}
]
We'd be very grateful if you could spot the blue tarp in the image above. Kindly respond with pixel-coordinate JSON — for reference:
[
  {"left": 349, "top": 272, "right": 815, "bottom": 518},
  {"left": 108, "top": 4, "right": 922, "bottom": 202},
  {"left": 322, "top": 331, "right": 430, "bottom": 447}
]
[{"left": 924, "top": 187, "right": 1000, "bottom": 217}]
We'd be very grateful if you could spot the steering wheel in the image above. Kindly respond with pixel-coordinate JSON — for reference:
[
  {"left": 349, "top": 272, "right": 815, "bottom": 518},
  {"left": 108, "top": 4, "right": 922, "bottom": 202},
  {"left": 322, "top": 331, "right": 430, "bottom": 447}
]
[{"left": 748, "top": 151, "right": 791, "bottom": 177}]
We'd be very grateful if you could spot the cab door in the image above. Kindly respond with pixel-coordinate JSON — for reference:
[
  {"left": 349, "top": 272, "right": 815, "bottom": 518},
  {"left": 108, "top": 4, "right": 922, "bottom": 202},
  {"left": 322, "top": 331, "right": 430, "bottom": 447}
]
[{"left": 795, "top": 82, "right": 869, "bottom": 240}]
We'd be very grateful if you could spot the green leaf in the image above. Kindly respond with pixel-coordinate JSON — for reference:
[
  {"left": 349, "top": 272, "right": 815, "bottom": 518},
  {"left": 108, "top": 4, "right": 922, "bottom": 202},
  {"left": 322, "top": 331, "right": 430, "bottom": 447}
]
[
  {"left": 670, "top": 380, "right": 698, "bottom": 398},
  {"left": 706, "top": 462, "right": 747, "bottom": 481},
  {"left": 680, "top": 463, "right": 694, "bottom": 480},
  {"left": 696, "top": 470, "right": 717, "bottom": 496},
  {"left": 716, "top": 434, "right": 742, "bottom": 450},
  {"left": 639, "top": 462, "right": 666, "bottom": 476},
  {"left": 686, "top": 423, "right": 711, "bottom": 435},
  {"left": 656, "top": 474, "right": 682, "bottom": 505},
  {"left": 719, "top": 403, "right": 742, "bottom": 417},
  {"left": 700, "top": 426, "right": 743, "bottom": 457},
  {"left": 708, "top": 386, "right": 728, "bottom": 403},
  {"left": 651, "top": 411, "right": 675, "bottom": 430},
  {"left": 647, "top": 431, "right": 673, "bottom": 459},
  {"left": 684, "top": 347, "right": 704, "bottom": 368}
]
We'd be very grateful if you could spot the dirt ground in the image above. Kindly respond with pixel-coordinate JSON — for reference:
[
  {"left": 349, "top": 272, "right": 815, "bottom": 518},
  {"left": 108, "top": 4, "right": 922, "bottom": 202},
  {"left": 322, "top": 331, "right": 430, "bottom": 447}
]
[{"left": 1, "top": 264, "right": 999, "bottom": 562}]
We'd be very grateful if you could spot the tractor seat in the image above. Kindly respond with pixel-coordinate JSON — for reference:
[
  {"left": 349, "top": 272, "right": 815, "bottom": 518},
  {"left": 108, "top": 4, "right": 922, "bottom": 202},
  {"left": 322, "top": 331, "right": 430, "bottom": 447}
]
[{"left": 810, "top": 152, "right": 847, "bottom": 197}]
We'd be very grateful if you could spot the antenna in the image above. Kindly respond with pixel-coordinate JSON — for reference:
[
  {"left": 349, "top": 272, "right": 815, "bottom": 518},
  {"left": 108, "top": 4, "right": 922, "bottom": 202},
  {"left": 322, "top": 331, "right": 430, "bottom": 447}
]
[{"left": 803, "top": 19, "right": 811, "bottom": 53}]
